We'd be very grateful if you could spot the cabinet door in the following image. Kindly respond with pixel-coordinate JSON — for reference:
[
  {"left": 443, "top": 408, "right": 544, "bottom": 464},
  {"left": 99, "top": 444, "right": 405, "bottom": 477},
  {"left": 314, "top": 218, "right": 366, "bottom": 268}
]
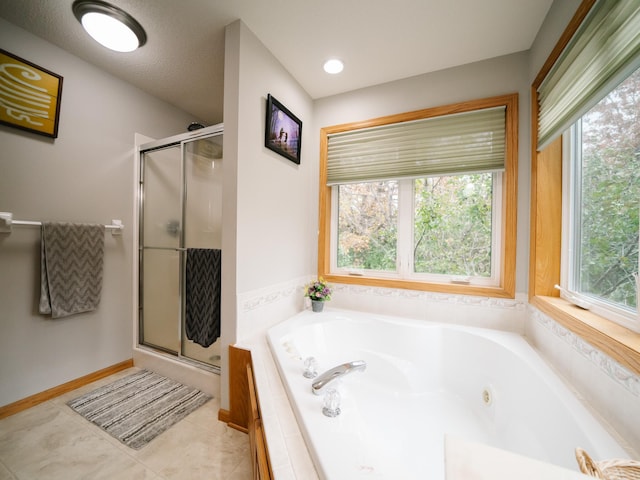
[
  {"left": 247, "top": 364, "right": 272, "bottom": 480},
  {"left": 254, "top": 419, "right": 271, "bottom": 479}
]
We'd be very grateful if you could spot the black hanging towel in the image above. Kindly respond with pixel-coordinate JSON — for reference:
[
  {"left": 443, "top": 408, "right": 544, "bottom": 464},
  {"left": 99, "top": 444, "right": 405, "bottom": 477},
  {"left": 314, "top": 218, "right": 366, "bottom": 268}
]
[{"left": 185, "top": 248, "right": 221, "bottom": 348}]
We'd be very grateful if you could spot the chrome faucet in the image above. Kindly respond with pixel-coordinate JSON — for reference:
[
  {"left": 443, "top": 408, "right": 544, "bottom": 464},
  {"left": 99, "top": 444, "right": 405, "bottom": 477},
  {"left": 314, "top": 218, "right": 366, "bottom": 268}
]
[{"left": 311, "top": 360, "right": 367, "bottom": 395}]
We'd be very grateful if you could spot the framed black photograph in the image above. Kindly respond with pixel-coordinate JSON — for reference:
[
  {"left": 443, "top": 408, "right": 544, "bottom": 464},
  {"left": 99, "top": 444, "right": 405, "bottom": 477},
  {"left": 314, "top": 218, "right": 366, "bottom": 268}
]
[{"left": 265, "top": 94, "right": 302, "bottom": 164}]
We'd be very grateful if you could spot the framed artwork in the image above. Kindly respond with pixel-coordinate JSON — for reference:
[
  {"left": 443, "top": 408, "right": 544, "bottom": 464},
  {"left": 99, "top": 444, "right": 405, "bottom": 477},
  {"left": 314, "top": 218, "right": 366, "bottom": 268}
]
[
  {"left": 0, "top": 49, "right": 63, "bottom": 138},
  {"left": 265, "top": 94, "right": 302, "bottom": 164}
]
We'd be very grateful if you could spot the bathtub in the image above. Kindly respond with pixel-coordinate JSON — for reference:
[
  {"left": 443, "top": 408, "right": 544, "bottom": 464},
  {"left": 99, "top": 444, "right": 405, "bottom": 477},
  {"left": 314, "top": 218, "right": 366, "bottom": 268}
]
[{"left": 266, "top": 308, "right": 628, "bottom": 480}]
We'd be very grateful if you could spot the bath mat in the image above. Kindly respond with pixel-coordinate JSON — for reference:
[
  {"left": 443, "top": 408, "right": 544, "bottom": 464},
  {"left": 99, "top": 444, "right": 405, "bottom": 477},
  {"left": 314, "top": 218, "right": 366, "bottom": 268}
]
[{"left": 67, "top": 369, "right": 211, "bottom": 449}]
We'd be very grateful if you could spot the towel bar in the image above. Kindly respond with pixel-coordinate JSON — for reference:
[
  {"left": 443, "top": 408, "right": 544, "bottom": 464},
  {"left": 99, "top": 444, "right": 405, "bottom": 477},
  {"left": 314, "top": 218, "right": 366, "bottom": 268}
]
[{"left": 0, "top": 212, "right": 124, "bottom": 235}]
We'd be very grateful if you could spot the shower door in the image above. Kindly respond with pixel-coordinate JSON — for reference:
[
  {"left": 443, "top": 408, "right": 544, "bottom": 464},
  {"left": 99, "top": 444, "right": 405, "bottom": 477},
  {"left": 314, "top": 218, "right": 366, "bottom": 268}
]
[
  {"left": 181, "top": 135, "right": 223, "bottom": 366},
  {"left": 139, "top": 127, "right": 223, "bottom": 370},
  {"left": 140, "top": 144, "right": 182, "bottom": 355}
]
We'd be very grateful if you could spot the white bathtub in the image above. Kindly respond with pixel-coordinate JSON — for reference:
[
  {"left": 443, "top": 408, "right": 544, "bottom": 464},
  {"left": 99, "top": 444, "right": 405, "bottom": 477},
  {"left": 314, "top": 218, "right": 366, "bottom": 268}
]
[{"left": 267, "top": 308, "right": 628, "bottom": 480}]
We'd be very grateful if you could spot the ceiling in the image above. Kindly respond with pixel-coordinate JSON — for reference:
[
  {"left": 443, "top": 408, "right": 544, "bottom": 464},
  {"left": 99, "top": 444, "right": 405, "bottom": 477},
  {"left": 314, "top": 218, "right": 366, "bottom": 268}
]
[{"left": 0, "top": 0, "right": 553, "bottom": 125}]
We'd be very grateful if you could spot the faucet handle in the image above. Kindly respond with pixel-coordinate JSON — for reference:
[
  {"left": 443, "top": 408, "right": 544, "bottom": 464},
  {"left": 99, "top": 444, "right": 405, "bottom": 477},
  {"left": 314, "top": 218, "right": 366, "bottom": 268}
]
[
  {"left": 303, "top": 356, "right": 318, "bottom": 378},
  {"left": 322, "top": 388, "right": 341, "bottom": 417}
]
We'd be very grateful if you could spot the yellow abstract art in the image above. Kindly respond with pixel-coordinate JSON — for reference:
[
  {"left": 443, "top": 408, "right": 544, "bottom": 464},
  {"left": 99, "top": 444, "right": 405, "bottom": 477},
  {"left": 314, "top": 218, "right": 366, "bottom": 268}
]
[{"left": 0, "top": 49, "right": 63, "bottom": 138}]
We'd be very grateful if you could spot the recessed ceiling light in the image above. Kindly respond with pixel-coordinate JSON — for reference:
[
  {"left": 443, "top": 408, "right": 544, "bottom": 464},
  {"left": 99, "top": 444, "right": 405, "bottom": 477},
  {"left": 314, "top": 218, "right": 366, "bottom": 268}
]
[
  {"left": 323, "top": 59, "right": 344, "bottom": 74},
  {"left": 72, "top": 0, "right": 146, "bottom": 52}
]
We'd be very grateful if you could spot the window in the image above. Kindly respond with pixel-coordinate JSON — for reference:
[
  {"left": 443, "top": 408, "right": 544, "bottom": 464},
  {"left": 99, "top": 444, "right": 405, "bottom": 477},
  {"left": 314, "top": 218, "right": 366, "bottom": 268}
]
[
  {"left": 562, "top": 66, "right": 640, "bottom": 331},
  {"left": 336, "top": 180, "right": 398, "bottom": 273},
  {"left": 319, "top": 94, "right": 518, "bottom": 298},
  {"left": 334, "top": 173, "right": 500, "bottom": 284},
  {"left": 530, "top": 0, "right": 640, "bottom": 372},
  {"left": 413, "top": 173, "right": 498, "bottom": 281}
]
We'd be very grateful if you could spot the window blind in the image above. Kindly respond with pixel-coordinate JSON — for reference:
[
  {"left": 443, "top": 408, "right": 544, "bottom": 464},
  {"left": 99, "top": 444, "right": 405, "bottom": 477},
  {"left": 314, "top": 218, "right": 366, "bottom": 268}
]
[
  {"left": 537, "top": 0, "right": 640, "bottom": 150},
  {"left": 326, "top": 106, "right": 506, "bottom": 185}
]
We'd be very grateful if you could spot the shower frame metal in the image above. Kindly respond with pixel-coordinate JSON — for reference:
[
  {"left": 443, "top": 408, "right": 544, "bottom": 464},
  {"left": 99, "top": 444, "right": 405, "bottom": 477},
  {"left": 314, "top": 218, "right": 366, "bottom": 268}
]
[{"left": 138, "top": 124, "right": 223, "bottom": 372}]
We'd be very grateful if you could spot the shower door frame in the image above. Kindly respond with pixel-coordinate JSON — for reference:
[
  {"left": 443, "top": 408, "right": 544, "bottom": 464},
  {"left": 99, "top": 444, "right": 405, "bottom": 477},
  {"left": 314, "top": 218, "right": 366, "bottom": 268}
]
[{"left": 138, "top": 124, "right": 223, "bottom": 373}]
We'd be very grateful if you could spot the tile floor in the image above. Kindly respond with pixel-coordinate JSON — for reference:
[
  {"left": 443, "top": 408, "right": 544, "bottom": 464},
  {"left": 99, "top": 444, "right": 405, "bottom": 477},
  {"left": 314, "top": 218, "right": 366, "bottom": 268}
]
[{"left": 0, "top": 368, "right": 252, "bottom": 480}]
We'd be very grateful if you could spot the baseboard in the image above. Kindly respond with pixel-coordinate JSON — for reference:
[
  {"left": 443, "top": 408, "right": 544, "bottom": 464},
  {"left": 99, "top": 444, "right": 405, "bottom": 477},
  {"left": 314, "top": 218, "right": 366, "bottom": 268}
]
[
  {"left": 218, "top": 408, "right": 249, "bottom": 433},
  {"left": 218, "top": 408, "right": 231, "bottom": 423},
  {"left": 0, "top": 359, "right": 134, "bottom": 420}
]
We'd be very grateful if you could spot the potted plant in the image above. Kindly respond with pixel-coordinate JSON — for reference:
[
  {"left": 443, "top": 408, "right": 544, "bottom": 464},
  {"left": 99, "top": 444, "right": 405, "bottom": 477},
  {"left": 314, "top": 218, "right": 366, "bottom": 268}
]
[{"left": 305, "top": 278, "right": 332, "bottom": 312}]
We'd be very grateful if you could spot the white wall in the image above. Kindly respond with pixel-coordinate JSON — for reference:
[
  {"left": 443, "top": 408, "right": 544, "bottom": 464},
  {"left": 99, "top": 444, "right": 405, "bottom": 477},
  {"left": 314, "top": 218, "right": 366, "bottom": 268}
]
[
  {"left": 0, "top": 18, "right": 197, "bottom": 407},
  {"left": 219, "top": 21, "right": 316, "bottom": 408},
  {"left": 226, "top": 39, "right": 535, "bottom": 361},
  {"left": 528, "top": 0, "right": 582, "bottom": 82},
  {"left": 233, "top": 24, "right": 316, "bottom": 295},
  {"left": 225, "top": 41, "right": 535, "bottom": 414},
  {"left": 314, "top": 52, "right": 532, "bottom": 297}
]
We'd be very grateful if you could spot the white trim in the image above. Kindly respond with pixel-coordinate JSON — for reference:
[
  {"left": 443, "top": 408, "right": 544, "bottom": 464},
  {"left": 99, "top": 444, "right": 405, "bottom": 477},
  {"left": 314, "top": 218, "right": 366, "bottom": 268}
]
[
  {"left": 330, "top": 173, "right": 502, "bottom": 287},
  {"left": 560, "top": 121, "right": 640, "bottom": 333}
]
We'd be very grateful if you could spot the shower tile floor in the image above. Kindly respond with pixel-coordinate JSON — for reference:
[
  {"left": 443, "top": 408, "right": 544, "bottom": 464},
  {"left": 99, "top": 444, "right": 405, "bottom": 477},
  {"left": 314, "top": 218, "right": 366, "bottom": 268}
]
[{"left": 0, "top": 368, "right": 252, "bottom": 480}]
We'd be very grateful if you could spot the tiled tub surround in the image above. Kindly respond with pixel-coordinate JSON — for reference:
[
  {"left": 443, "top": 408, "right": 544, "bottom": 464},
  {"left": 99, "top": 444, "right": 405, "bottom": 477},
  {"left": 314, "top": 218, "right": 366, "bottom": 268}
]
[
  {"left": 237, "top": 277, "right": 529, "bottom": 340},
  {"left": 526, "top": 306, "right": 640, "bottom": 455},
  {"left": 238, "top": 335, "right": 320, "bottom": 479},
  {"left": 266, "top": 309, "right": 627, "bottom": 479}
]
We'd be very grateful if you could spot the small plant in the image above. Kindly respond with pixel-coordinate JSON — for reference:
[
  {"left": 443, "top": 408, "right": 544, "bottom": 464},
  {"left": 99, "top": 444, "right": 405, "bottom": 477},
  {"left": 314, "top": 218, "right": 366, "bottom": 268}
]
[{"left": 304, "top": 278, "right": 332, "bottom": 302}]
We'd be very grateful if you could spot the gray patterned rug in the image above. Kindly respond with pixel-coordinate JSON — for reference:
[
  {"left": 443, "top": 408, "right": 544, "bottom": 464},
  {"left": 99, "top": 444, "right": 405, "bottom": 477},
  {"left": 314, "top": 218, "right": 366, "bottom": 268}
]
[{"left": 67, "top": 369, "right": 211, "bottom": 449}]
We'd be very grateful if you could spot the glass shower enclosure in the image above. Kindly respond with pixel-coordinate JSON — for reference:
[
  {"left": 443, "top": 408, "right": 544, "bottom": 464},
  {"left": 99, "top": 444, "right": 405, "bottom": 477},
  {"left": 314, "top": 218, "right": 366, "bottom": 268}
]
[{"left": 138, "top": 124, "right": 223, "bottom": 372}]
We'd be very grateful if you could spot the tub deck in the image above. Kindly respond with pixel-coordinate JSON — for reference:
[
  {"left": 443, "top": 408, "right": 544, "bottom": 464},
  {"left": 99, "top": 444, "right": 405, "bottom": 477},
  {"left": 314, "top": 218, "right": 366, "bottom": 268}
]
[{"left": 265, "top": 308, "right": 628, "bottom": 479}]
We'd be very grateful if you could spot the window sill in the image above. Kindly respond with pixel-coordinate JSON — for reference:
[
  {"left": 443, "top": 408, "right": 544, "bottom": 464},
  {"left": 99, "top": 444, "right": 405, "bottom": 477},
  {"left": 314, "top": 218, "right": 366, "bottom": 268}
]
[
  {"left": 530, "top": 295, "right": 640, "bottom": 376},
  {"left": 324, "top": 273, "right": 514, "bottom": 299}
]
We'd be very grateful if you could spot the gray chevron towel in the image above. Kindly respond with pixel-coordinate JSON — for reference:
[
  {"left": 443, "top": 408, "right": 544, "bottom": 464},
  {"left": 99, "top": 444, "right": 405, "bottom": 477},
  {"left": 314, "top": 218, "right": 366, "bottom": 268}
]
[
  {"left": 39, "top": 222, "right": 105, "bottom": 319},
  {"left": 185, "top": 248, "right": 221, "bottom": 348}
]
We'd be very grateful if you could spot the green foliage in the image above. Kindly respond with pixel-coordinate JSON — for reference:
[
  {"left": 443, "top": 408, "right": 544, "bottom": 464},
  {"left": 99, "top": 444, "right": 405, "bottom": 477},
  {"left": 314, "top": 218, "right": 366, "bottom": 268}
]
[
  {"left": 336, "top": 174, "right": 494, "bottom": 277},
  {"left": 577, "top": 68, "right": 640, "bottom": 309},
  {"left": 337, "top": 181, "right": 398, "bottom": 271},
  {"left": 414, "top": 174, "right": 493, "bottom": 276}
]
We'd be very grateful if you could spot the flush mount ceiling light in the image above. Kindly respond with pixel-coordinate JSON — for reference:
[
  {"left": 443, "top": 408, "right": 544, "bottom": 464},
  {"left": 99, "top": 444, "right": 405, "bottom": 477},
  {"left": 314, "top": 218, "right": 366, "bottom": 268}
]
[
  {"left": 323, "top": 59, "right": 344, "bottom": 74},
  {"left": 72, "top": 0, "right": 147, "bottom": 52}
]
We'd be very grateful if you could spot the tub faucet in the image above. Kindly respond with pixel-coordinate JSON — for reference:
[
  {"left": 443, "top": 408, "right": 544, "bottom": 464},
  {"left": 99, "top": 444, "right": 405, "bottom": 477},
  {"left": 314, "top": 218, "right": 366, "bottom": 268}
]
[{"left": 311, "top": 360, "right": 367, "bottom": 395}]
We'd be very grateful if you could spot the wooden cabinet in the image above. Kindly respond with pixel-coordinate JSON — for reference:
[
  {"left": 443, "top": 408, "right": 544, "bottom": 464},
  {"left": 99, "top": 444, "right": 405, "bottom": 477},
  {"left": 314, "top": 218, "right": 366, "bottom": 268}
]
[
  {"left": 247, "top": 363, "right": 272, "bottom": 480},
  {"left": 218, "top": 345, "right": 272, "bottom": 480}
]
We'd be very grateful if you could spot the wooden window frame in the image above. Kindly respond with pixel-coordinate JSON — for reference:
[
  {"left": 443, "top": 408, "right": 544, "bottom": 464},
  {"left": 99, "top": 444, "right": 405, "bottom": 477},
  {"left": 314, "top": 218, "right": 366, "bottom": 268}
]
[
  {"left": 530, "top": 0, "right": 640, "bottom": 375},
  {"left": 318, "top": 93, "right": 518, "bottom": 299}
]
